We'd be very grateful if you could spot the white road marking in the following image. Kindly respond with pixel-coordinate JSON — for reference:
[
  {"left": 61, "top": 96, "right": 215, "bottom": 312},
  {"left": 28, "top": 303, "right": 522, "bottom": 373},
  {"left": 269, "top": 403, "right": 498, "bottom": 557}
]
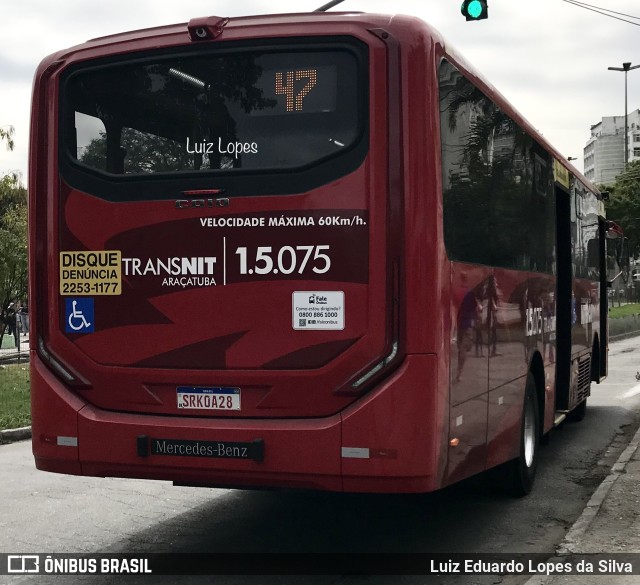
[{"left": 620, "top": 383, "right": 640, "bottom": 399}]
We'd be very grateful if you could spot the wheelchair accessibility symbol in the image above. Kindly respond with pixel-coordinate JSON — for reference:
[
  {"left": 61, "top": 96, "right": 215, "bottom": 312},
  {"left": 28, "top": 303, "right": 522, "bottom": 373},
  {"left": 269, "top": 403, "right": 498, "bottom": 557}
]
[{"left": 65, "top": 298, "right": 94, "bottom": 333}]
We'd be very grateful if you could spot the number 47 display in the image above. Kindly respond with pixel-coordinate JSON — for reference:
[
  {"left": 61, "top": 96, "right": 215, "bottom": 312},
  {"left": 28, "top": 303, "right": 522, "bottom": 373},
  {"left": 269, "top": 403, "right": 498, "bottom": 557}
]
[{"left": 275, "top": 69, "right": 318, "bottom": 112}]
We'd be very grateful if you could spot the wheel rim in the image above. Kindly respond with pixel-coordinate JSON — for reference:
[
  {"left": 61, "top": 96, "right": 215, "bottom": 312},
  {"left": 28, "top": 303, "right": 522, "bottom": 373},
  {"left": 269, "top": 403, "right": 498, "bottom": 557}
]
[{"left": 523, "top": 394, "right": 536, "bottom": 468}]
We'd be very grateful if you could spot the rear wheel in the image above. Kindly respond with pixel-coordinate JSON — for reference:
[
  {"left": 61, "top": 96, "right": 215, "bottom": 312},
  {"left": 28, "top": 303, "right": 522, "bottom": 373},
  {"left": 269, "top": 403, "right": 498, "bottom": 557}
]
[{"left": 505, "top": 372, "right": 540, "bottom": 497}]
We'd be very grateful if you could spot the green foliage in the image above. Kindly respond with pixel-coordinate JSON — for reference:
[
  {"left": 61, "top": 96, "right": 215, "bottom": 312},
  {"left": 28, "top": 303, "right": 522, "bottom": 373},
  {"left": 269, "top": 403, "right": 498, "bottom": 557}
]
[
  {"left": 0, "top": 363, "right": 30, "bottom": 431},
  {"left": 0, "top": 125, "right": 14, "bottom": 151},
  {"left": 81, "top": 128, "right": 194, "bottom": 174},
  {"left": 604, "top": 160, "right": 640, "bottom": 256},
  {"left": 0, "top": 174, "right": 28, "bottom": 338}
]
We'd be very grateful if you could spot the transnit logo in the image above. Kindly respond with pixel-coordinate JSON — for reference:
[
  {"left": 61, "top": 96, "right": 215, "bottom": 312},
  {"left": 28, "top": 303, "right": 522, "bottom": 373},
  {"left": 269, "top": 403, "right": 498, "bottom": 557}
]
[
  {"left": 122, "top": 257, "right": 216, "bottom": 276},
  {"left": 121, "top": 256, "right": 218, "bottom": 289}
]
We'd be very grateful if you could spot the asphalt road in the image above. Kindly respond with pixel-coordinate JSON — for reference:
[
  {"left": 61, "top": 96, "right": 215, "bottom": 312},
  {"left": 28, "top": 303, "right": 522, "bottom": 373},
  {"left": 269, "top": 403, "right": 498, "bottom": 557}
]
[{"left": 2, "top": 336, "right": 640, "bottom": 585}]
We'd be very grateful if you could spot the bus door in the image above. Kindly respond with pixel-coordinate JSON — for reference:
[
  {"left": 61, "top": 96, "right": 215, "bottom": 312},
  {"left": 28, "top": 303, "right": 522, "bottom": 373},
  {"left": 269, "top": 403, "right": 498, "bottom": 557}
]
[{"left": 554, "top": 184, "right": 572, "bottom": 411}]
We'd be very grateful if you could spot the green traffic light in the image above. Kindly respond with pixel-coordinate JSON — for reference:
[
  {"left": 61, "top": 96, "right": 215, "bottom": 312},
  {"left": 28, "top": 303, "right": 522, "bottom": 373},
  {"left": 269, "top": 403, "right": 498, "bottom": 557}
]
[
  {"left": 467, "top": 0, "right": 483, "bottom": 18},
  {"left": 461, "top": 0, "right": 488, "bottom": 20}
]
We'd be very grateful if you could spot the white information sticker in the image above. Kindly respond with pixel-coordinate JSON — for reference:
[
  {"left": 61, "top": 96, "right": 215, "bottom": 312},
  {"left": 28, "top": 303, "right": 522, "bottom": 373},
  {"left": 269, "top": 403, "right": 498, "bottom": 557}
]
[{"left": 292, "top": 291, "right": 345, "bottom": 330}]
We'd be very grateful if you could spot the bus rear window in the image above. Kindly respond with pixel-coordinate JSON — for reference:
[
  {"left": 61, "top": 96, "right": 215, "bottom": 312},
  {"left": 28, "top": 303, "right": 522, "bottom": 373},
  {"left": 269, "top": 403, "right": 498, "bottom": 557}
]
[{"left": 63, "top": 46, "right": 364, "bottom": 176}]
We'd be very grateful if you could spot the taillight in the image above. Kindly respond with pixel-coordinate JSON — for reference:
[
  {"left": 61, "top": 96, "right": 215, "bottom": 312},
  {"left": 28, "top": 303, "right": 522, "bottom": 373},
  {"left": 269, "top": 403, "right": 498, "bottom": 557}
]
[
  {"left": 351, "top": 341, "right": 399, "bottom": 389},
  {"left": 37, "top": 336, "right": 92, "bottom": 390}
]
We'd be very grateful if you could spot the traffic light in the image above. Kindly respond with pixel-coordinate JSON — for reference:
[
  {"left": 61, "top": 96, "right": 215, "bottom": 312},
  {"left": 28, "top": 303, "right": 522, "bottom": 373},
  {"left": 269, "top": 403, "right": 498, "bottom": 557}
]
[{"left": 461, "top": 0, "right": 488, "bottom": 21}]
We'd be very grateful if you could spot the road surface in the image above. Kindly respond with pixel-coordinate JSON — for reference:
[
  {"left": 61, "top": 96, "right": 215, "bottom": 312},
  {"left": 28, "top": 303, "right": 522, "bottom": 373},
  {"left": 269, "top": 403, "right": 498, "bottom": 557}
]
[{"left": 2, "top": 336, "right": 640, "bottom": 585}]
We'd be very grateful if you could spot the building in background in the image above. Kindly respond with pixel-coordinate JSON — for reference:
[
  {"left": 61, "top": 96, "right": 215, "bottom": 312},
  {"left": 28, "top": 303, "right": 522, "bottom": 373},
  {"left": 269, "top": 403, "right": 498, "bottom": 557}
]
[{"left": 584, "top": 109, "right": 640, "bottom": 185}]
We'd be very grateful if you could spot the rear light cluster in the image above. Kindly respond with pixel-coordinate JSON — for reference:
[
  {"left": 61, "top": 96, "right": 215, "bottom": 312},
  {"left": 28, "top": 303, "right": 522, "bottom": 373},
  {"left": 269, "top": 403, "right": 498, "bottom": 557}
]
[
  {"left": 351, "top": 341, "right": 398, "bottom": 389},
  {"left": 37, "top": 336, "right": 92, "bottom": 390}
]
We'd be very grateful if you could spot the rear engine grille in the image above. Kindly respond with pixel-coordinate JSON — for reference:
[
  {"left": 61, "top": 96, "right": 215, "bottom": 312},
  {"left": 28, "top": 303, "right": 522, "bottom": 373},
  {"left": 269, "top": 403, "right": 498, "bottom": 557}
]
[{"left": 576, "top": 357, "right": 591, "bottom": 402}]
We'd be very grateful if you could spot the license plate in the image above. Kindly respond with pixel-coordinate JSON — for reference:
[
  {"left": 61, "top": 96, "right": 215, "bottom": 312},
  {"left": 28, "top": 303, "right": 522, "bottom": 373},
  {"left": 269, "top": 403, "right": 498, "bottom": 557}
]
[{"left": 177, "top": 386, "right": 240, "bottom": 410}]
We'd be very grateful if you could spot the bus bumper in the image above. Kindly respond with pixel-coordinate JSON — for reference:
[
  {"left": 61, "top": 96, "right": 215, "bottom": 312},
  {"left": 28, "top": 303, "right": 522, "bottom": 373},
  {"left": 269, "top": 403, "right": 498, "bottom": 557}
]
[{"left": 31, "top": 354, "right": 443, "bottom": 493}]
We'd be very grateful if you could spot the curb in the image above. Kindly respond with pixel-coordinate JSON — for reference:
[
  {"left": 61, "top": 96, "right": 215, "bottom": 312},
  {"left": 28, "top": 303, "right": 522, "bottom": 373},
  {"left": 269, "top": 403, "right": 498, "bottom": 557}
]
[
  {"left": 609, "top": 330, "right": 640, "bottom": 342},
  {"left": 0, "top": 426, "right": 32, "bottom": 443},
  {"left": 557, "top": 422, "right": 640, "bottom": 555},
  {"left": 523, "top": 422, "right": 640, "bottom": 585}
]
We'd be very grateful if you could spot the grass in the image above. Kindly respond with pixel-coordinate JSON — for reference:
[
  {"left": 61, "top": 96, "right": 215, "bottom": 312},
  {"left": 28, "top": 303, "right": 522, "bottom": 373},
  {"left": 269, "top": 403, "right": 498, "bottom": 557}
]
[
  {"left": 608, "top": 303, "right": 640, "bottom": 319},
  {"left": 0, "top": 335, "right": 17, "bottom": 349},
  {"left": 0, "top": 363, "right": 30, "bottom": 431}
]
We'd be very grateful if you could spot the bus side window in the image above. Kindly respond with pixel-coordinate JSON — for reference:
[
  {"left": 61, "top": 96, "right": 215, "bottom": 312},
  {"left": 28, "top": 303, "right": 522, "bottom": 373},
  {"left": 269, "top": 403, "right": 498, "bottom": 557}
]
[{"left": 438, "top": 59, "right": 555, "bottom": 274}]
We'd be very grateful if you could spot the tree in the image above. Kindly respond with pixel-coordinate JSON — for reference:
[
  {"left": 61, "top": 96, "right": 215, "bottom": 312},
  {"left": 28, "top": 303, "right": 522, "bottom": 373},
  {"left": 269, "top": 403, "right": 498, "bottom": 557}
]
[
  {"left": 0, "top": 174, "right": 27, "bottom": 344},
  {"left": 604, "top": 160, "right": 640, "bottom": 257},
  {"left": 0, "top": 127, "right": 27, "bottom": 345},
  {"left": 0, "top": 125, "right": 14, "bottom": 151},
  {"left": 80, "top": 128, "right": 194, "bottom": 174}
]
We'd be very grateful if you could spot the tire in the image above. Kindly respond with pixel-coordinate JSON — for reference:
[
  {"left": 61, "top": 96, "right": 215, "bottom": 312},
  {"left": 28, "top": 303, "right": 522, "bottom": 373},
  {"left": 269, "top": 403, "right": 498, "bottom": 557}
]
[{"left": 505, "top": 372, "right": 540, "bottom": 497}]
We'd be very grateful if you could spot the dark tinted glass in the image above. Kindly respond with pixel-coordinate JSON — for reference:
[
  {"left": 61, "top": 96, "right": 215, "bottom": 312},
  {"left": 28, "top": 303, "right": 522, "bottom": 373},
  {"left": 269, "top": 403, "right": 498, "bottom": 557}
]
[
  {"left": 439, "top": 59, "right": 555, "bottom": 273},
  {"left": 65, "top": 49, "right": 361, "bottom": 175},
  {"left": 573, "top": 180, "right": 600, "bottom": 280}
]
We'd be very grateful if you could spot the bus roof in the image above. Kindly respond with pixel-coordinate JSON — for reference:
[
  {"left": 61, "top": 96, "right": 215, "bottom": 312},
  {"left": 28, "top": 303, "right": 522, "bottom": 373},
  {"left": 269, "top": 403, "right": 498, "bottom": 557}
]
[{"left": 40, "top": 10, "right": 598, "bottom": 197}]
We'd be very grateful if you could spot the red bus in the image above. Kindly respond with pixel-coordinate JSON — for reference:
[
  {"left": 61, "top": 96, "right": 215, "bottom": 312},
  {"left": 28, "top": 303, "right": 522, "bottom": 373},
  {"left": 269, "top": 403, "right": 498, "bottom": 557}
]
[{"left": 29, "top": 12, "right": 614, "bottom": 495}]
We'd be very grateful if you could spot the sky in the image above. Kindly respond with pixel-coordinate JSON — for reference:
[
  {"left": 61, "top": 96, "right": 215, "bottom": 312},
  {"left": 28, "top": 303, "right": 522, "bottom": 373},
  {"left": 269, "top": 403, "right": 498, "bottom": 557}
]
[{"left": 1, "top": 0, "right": 639, "bottom": 182}]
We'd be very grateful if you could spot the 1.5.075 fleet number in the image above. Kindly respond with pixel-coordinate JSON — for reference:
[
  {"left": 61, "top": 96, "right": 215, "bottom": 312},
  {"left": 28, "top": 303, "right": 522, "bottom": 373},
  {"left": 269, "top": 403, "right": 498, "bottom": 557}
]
[{"left": 235, "top": 245, "right": 331, "bottom": 275}]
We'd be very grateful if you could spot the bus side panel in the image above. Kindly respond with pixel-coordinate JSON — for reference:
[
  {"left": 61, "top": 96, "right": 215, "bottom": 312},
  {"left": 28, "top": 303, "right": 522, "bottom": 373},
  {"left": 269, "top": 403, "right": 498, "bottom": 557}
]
[
  {"left": 445, "top": 395, "right": 487, "bottom": 485},
  {"left": 485, "top": 269, "right": 555, "bottom": 465},
  {"left": 486, "top": 379, "right": 523, "bottom": 470},
  {"left": 341, "top": 354, "right": 446, "bottom": 493},
  {"left": 445, "top": 264, "right": 490, "bottom": 485}
]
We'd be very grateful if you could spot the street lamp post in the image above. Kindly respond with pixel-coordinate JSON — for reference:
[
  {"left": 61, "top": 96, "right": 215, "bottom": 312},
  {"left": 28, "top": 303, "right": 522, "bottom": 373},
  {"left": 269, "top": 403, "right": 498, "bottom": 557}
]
[{"left": 608, "top": 62, "right": 640, "bottom": 167}]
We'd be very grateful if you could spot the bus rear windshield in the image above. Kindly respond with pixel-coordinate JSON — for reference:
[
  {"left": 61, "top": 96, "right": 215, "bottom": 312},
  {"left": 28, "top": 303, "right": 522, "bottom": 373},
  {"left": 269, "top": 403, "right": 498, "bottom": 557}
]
[{"left": 63, "top": 46, "right": 363, "bottom": 176}]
